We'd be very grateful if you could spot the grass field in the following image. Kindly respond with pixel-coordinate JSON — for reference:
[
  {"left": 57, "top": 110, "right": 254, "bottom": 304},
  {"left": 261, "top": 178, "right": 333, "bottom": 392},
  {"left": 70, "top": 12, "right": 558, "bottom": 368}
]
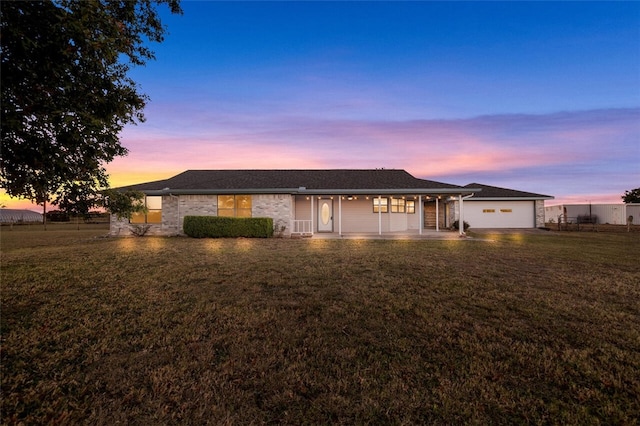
[{"left": 2, "top": 225, "right": 639, "bottom": 424}]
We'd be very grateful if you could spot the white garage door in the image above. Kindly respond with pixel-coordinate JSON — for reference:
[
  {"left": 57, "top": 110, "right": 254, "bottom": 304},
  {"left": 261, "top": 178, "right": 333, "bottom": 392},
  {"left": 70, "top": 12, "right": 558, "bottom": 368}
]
[{"left": 464, "top": 201, "right": 535, "bottom": 229}]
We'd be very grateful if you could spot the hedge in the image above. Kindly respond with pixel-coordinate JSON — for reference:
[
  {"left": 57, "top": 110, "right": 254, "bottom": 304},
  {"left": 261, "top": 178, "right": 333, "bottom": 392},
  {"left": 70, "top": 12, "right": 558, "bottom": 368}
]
[{"left": 183, "top": 216, "right": 274, "bottom": 238}]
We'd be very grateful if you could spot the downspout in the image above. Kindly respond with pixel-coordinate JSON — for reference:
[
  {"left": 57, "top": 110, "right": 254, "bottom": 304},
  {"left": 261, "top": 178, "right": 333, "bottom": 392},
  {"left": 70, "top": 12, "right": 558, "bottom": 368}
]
[{"left": 459, "top": 193, "right": 475, "bottom": 236}]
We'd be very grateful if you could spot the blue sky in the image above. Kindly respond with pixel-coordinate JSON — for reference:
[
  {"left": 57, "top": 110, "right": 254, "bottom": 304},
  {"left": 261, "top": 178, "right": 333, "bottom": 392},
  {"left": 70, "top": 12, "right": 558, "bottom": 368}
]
[{"left": 3, "top": 1, "right": 639, "bottom": 209}]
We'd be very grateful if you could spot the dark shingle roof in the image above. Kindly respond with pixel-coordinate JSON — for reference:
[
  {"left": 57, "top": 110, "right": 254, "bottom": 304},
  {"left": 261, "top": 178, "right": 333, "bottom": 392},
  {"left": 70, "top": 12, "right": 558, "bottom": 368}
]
[
  {"left": 123, "top": 169, "right": 466, "bottom": 193},
  {"left": 464, "top": 183, "right": 553, "bottom": 199}
]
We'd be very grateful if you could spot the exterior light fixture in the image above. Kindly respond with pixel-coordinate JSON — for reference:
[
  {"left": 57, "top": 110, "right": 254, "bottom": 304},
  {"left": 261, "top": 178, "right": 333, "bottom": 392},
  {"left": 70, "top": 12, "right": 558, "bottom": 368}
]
[{"left": 347, "top": 195, "right": 353, "bottom": 201}]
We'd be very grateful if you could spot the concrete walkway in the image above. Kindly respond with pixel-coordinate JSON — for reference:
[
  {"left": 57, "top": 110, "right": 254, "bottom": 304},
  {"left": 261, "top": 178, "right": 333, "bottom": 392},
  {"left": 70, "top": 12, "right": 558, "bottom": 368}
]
[
  {"left": 301, "top": 228, "right": 554, "bottom": 240},
  {"left": 304, "top": 230, "right": 467, "bottom": 240}
]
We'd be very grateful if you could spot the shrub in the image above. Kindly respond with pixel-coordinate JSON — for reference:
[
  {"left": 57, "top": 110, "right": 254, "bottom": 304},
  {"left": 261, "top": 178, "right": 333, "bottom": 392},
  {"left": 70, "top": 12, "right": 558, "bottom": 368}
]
[
  {"left": 46, "top": 210, "right": 70, "bottom": 222},
  {"left": 273, "top": 222, "right": 287, "bottom": 238},
  {"left": 129, "top": 224, "right": 152, "bottom": 237},
  {"left": 183, "top": 216, "right": 274, "bottom": 238},
  {"left": 452, "top": 220, "right": 470, "bottom": 231}
]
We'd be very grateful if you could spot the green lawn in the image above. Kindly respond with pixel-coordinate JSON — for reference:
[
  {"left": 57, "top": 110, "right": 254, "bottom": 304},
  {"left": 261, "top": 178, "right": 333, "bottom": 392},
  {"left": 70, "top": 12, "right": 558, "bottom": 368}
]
[{"left": 2, "top": 227, "right": 639, "bottom": 424}]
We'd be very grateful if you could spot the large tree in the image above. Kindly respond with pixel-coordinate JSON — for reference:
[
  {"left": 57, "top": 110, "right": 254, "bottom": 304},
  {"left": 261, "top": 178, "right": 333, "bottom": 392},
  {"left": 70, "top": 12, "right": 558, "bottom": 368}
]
[
  {"left": 1, "top": 0, "right": 181, "bottom": 217},
  {"left": 622, "top": 188, "right": 640, "bottom": 204}
]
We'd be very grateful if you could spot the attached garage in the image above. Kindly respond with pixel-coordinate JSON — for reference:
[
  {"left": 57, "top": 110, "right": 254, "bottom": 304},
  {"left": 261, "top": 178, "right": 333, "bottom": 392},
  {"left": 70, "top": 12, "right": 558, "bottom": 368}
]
[
  {"left": 458, "top": 183, "right": 553, "bottom": 229},
  {"left": 464, "top": 200, "right": 535, "bottom": 228}
]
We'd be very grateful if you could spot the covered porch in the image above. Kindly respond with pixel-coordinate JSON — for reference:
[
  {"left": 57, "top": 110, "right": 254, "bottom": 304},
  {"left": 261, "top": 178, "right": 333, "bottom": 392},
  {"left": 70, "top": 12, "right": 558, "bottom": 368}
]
[{"left": 290, "top": 191, "right": 474, "bottom": 238}]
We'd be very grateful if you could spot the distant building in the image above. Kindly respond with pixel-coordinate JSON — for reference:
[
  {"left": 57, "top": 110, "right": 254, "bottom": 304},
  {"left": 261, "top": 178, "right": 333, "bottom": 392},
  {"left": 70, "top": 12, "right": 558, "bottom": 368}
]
[
  {"left": 0, "top": 209, "right": 44, "bottom": 223},
  {"left": 545, "top": 204, "right": 640, "bottom": 225}
]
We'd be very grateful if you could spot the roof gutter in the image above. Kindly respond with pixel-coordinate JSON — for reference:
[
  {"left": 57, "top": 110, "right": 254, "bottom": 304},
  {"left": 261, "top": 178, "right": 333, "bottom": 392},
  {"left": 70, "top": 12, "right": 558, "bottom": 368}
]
[
  {"left": 140, "top": 187, "right": 482, "bottom": 196},
  {"left": 465, "top": 196, "right": 555, "bottom": 201}
]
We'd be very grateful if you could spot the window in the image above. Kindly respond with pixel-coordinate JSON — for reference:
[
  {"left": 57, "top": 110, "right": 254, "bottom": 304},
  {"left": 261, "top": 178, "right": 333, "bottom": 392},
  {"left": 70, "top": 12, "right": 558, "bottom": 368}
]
[
  {"left": 218, "top": 195, "right": 252, "bottom": 217},
  {"left": 391, "top": 197, "right": 406, "bottom": 213},
  {"left": 373, "top": 197, "right": 388, "bottom": 213},
  {"left": 483, "top": 209, "right": 496, "bottom": 213},
  {"left": 131, "top": 196, "right": 162, "bottom": 224},
  {"left": 406, "top": 200, "right": 416, "bottom": 214}
]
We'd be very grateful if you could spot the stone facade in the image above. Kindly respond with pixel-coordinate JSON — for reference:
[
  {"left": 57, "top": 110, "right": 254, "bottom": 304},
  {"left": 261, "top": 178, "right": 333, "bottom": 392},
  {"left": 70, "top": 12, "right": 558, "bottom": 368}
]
[
  {"left": 109, "top": 194, "right": 293, "bottom": 236},
  {"left": 109, "top": 215, "right": 166, "bottom": 236},
  {"left": 450, "top": 198, "right": 460, "bottom": 228},
  {"left": 252, "top": 194, "right": 293, "bottom": 237},
  {"left": 535, "top": 200, "right": 545, "bottom": 228},
  {"left": 176, "top": 195, "right": 218, "bottom": 233}
]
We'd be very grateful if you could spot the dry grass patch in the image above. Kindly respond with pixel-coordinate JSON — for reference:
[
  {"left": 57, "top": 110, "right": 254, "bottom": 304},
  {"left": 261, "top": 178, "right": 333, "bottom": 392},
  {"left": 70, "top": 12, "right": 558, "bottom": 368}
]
[{"left": 2, "top": 229, "right": 639, "bottom": 424}]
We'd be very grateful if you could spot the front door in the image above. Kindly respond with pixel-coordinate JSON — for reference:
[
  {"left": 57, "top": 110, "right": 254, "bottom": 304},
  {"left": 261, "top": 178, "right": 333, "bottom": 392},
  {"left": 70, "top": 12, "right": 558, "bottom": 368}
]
[{"left": 317, "top": 199, "right": 333, "bottom": 232}]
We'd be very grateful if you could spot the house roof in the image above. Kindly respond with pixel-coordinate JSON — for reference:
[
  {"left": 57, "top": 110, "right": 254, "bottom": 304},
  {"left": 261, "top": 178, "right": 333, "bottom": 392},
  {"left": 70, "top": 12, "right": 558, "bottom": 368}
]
[
  {"left": 464, "top": 183, "right": 553, "bottom": 200},
  {"left": 122, "top": 169, "right": 477, "bottom": 195}
]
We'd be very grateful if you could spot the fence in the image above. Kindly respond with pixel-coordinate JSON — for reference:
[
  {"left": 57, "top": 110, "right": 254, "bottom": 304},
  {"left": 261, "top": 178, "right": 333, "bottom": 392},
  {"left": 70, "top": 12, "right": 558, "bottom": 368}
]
[{"left": 291, "top": 220, "right": 313, "bottom": 236}]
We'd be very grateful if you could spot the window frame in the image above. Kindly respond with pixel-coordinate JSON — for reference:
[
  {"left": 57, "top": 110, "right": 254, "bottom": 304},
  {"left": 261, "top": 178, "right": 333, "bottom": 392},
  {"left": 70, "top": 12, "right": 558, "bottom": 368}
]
[
  {"left": 372, "top": 197, "right": 388, "bottom": 213},
  {"left": 217, "top": 195, "right": 252, "bottom": 217},
  {"left": 130, "top": 196, "right": 162, "bottom": 224},
  {"left": 390, "top": 197, "right": 406, "bottom": 213}
]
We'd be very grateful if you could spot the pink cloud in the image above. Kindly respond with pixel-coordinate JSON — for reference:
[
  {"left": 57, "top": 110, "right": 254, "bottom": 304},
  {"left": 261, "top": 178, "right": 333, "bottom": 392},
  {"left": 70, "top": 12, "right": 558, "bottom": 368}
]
[
  {"left": 2, "top": 108, "right": 636, "bottom": 209},
  {"left": 120, "top": 108, "right": 637, "bottom": 181},
  {"left": 548, "top": 192, "right": 625, "bottom": 206}
]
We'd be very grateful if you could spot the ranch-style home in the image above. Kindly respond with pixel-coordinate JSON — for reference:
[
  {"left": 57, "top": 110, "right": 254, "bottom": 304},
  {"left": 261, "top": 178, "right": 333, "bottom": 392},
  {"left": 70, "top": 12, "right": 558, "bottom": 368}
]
[{"left": 110, "top": 169, "right": 552, "bottom": 237}]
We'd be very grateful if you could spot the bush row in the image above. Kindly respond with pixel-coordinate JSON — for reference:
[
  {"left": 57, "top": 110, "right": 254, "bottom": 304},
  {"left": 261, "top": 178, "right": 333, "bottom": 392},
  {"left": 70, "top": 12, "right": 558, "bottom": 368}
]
[{"left": 183, "top": 216, "right": 274, "bottom": 238}]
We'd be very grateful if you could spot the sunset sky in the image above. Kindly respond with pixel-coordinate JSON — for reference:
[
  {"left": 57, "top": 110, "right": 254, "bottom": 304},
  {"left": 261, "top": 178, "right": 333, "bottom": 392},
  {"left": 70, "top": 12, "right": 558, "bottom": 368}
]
[{"left": 3, "top": 1, "right": 639, "bottom": 210}]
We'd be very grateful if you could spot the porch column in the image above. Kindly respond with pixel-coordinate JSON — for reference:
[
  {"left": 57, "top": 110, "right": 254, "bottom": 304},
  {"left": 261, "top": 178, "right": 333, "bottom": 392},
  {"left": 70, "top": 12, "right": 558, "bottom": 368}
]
[
  {"left": 311, "top": 196, "right": 314, "bottom": 236},
  {"left": 418, "top": 195, "right": 423, "bottom": 235},
  {"left": 459, "top": 194, "right": 464, "bottom": 236},
  {"left": 338, "top": 196, "right": 342, "bottom": 235},
  {"left": 378, "top": 195, "right": 382, "bottom": 235},
  {"left": 436, "top": 196, "right": 439, "bottom": 232}
]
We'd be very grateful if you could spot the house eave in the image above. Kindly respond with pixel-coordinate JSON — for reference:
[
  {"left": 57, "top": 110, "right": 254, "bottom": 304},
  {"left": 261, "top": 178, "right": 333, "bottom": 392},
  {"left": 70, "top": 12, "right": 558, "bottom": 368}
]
[
  {"left": 141, "top": 187, "right": 480, "bottom": 196},
  {"left": 140, "top": 188, "right": 302, "bottom": 196},
  {"left": 299, "top": 188, "right": 479, "bottom": 196},
  {"left": 465, "top": 196, "right": 554, "bottom": 201}
]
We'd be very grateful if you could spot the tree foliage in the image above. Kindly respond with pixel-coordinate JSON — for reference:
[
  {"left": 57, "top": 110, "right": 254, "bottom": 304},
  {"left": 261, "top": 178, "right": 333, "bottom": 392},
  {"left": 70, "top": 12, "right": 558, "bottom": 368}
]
[
  {"left": 1, "top": 0, "right": 181, "bottom": 213},
  {"left": 102, "top": 188, "right": 147, "bottom": 220},
  {"left": 622, "top": 188, "right": 640, "bottom": 204}
]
